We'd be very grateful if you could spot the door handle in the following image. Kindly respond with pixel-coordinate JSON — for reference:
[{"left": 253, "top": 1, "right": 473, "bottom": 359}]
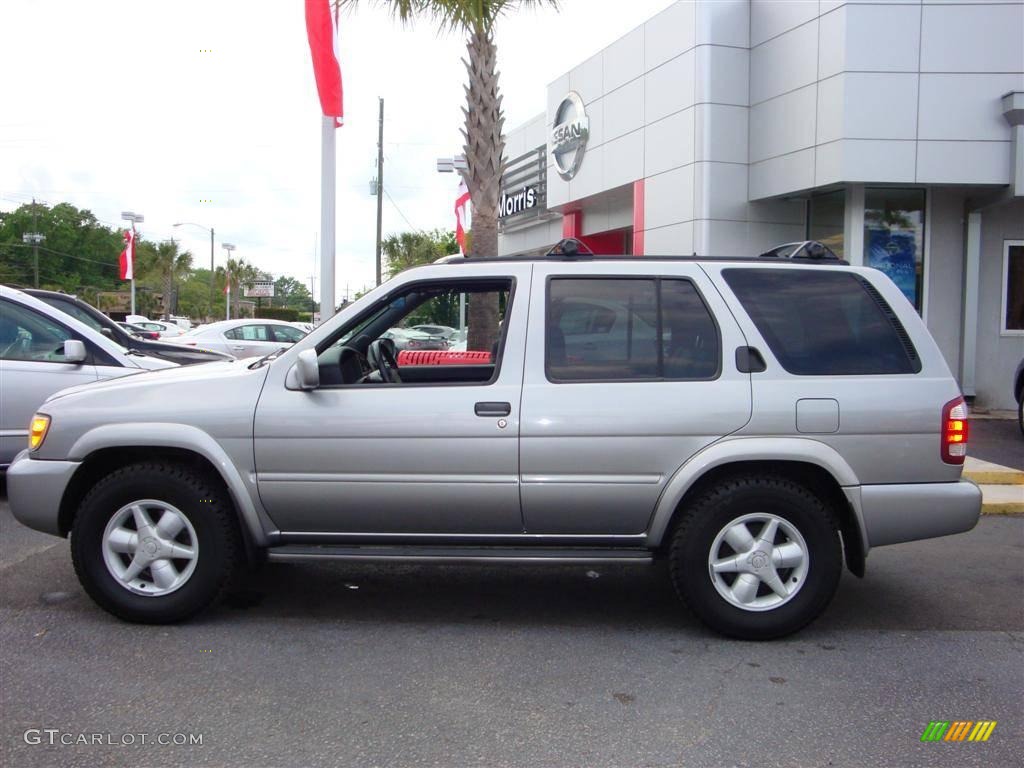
[
  {"left": 475, "top": 401, "right": 511, "bottom": 417},
  {"left": 231, "top": 345, "right": 245, "bottom": 351}
]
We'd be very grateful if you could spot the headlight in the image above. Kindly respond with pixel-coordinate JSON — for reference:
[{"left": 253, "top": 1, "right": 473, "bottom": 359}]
[{"left": 28, "top": 414, "right": 50, "bottom": 451}]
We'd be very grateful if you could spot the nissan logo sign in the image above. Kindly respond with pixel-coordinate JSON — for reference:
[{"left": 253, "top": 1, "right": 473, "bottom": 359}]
[{"left": 550, "top": 91, "right": 589, "bottom": 181}]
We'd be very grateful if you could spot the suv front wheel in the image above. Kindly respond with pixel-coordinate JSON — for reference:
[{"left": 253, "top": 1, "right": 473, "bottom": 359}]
[
  {"left": 71, "top": 462, "right": 241, "bottom": 623},
  {"left": 669, "top": 475, "right": 842, "bottom": 640}
]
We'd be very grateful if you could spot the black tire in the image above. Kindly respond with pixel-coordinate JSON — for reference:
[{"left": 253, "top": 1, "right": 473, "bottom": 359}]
[
  {"left": 1017, "top": 396, "right": 1023, "bottom": 437},
  {"left": 71, "top": 462, "right": 241, "bottom": 623},
  {"left": 668, "top": 474, "right": 842, "bottom": 640}
]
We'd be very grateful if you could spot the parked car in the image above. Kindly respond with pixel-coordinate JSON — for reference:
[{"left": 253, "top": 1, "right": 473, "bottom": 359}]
[
  {"left": 25, "top": 289, "right": 232, "bottom": 366},
  {"left": 168, "top": 315, "right": 192, "bottom": 331},
  {"left": 117, "top": 321, "right": 160, "bottom": 340},
  {"left": 1014, "top": 357, "right": 1023, "bottom": 435},
  {"left": 0, "top": 286, "right": 177, "bottom": 467},
  {"left": 381, "top": 327, "right": 448, "bottom": 351},
  {"left": 411, "top": 324, "right": 458, "bottom": 340},
  {"left": 132, "top": 320, "right": 185, "bottom": 338},
  {"left": 169, "top": 318, "right": 306, "bottom": 359},
  {"left": 7, "top": 251, "right": 981, "bottom": 639}
]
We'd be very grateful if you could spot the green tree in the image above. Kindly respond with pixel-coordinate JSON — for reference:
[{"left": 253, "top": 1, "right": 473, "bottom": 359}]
[
  {"left": 136, "top": 240, "right": 193, "bottom": 319},
  {"left": 382, "top": 229, "right": 459, "bottom": 279},
  {"left": 274, "top": 276, "right": 317, "bottom": 312},
  {"left": 336, "top": 0, "right": 558, "bottom": 350},
  {"left": 0, "top": 201, "right": 122, "bottom": 292}
]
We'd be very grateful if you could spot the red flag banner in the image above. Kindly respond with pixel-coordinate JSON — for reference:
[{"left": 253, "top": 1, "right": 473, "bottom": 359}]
[
  {"left": 305, "top": 0, "right": 344, "bottom": 127},
  {"left": 454, "top": 181, "right": 471, "bottom": 255},
  {"left": 118, "top": 230, "right": 134, "bottom": 281}
]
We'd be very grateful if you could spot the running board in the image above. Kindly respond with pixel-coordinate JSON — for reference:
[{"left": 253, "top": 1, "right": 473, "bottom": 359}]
[{"left": 266, "top": 545, "right": 654, "bottom": 565}]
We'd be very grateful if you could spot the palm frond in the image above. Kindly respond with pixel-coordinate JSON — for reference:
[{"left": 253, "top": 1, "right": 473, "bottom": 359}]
[{"left": 336, "top": 0, "right": 558, "bottom": 34}]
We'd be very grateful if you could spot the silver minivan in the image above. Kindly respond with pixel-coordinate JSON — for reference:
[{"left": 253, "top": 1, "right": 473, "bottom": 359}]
[{"left": 7, "top": 252, "right": 981, "bottom": 638}]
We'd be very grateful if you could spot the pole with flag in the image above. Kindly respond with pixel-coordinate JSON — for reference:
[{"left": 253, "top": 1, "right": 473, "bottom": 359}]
[
  {"left": 306, "top": 0, "right": 344, "bottom": 321},
  {"left": 454, "top": 180, "right": 471, "bottom": 255},
  {"left": 454, "top": 181, "right": 471, "bottom": 329},
  {"left": 118, "top": 229, "right": 135, "bottom": 315}
]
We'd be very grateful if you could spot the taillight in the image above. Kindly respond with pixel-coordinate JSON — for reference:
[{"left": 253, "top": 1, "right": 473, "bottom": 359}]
[{"left": 941, "top": 396, "right": 969, "bottom": 465}]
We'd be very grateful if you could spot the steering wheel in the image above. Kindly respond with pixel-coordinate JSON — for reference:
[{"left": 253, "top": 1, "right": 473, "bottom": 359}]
[{"left": 367, "top": 338, "right": 402, "bottom": 384}]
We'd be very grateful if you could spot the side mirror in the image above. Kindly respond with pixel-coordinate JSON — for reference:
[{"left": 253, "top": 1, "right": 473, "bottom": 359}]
[
  {"left": 286, "top": 348, "right": 320, "bottom": 391},
  {"left": 63, "top": 339, "right": 87, "bottom": 364},
  {"left": 100, "top": 327, "right": 112, "bottom": 338}
]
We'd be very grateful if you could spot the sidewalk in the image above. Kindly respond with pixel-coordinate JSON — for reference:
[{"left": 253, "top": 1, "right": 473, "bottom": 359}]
[
  {"left": 964, "top": 454, "right": 1023, "bottom": 515},
  {"left": 963, "top": 415, "right": 1023, "bottom": 514}
]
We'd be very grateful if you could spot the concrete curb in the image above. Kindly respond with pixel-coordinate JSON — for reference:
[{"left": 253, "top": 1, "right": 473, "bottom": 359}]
[{"left": 979, "top": 485, "right": 1024, "bottom": 515}]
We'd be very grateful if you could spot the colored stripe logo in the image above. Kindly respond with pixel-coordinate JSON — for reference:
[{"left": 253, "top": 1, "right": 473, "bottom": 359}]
[{"left": 921, "top": 721, "right": 996, "bottom": 742}]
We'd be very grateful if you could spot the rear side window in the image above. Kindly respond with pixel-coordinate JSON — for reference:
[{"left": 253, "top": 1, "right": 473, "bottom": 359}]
[
  {"left": 225, "top": 324, "right": 270, "bottom": 341},
  {"left": 546, "top": 278, "right": 720, "bottom": 382},
  {"left": 723, "top": 268, "right": 921, "bottom": 375}
]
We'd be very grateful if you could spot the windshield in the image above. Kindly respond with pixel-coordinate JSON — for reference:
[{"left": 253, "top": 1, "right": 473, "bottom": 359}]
[{"left": 38, "top": 297, "right": 109, "bottom": 334}]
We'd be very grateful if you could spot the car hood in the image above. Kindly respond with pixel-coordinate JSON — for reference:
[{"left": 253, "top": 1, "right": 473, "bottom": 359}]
[
  {"left": 44, "top": 358, "right": 253, "bottom": 405},
  {"left": 35, "top": 358, "right": 272, "bottom": 460},
  {"left": 127, "top": 353, "right": 180, "bottom": 371}
]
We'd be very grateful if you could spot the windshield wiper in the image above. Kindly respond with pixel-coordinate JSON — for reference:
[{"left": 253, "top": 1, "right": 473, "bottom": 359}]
[{"left": 249, "top": 346, "right": 287, "bottom": 369}]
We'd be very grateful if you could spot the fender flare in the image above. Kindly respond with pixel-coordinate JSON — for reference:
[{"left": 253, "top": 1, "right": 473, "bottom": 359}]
[
  {"left": 67, "top": 423, "right": 268, "bottom": 546},
  {"left": 645, "top": 436, "right": 861, "bottom": 547}
]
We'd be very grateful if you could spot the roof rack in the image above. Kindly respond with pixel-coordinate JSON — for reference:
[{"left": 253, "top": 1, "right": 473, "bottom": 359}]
[
  {"left": 545, "top": 238, "right": 594, "bottom": 257},
  {"left": 757, "top": 240, "right": 841, "bottom": 262},
  {"left": 430, "top": 239, "right": 848, "bottom": 266}
]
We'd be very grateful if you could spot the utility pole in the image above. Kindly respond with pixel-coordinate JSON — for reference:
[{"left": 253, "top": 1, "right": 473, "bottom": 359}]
[
  {"left": 23, "top": 199, "right": 45, "bottom": 288},
  {"left": 32, "top": 199, "right": 38, "bottom": 287},
  {"left": 309, "top": 274, "right": 316, "bottom": 319},
  {"left": 375, "top": 97, "right": 385, "bottom": 287},
  {"left": 209, "top": 228, "right": 215, "bottom": 321}
]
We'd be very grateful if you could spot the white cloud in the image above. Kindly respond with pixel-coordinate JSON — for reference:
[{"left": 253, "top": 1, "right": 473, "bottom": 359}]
[{"left": 0, "top": 0, "right": 674, "bottom": 303}]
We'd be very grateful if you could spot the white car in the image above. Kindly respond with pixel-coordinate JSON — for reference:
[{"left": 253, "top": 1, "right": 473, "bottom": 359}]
[
  {"left": 170, "top": 319, "right": 306, "bottom": 359},
  {"left": 132, "top": 320, "right": 185, "bottom": 338},
  {"left": 0, "top": 285, "right": 177, "bottom": 467},
  {"left": 168, "top": 315, "right": 192, "bottom": 331},
  {"left": 381, "top": 327, "right": 448, "bottom": 351}
]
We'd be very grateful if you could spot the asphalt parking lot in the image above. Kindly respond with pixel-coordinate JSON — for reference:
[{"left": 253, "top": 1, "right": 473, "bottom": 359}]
[{"left": 1, "top": 491, "right": 1021, "bottom": 768}]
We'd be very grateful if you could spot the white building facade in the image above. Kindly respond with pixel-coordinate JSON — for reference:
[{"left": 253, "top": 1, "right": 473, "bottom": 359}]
[{"left": 498, "top": 0, "right": 1024, "bottom": 409}]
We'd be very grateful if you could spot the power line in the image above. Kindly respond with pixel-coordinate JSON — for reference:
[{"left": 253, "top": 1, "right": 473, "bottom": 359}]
[
  {"left": 382, "top": 189, "right": 425, "bottom": 235},
  {"left": 0, "top": 242, "right": 119, "bottom": 269}
]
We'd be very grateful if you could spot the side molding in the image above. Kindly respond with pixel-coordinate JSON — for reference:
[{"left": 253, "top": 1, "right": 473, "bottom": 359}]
[
  {"left": 67, "top": 423, "right": 268, "bottom": 546},
  {"left": 645, "top": 437, "right": 862, "bottom": 548}
]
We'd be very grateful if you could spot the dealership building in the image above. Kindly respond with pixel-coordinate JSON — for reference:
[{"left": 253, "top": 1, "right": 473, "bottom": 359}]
[{"left": 497, "top": 0, "right": 1024, "bottom": 409}]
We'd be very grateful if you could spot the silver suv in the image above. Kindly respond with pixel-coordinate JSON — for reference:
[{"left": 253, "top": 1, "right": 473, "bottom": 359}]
[{"left": 7, "top": 253, "right": 982, "bottom": 639}]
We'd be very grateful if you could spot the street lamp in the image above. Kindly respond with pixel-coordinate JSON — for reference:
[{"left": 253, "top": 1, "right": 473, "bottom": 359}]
[
  {"left": 436, "top": 155, "right": 468, "bottom": 174},
  {"left": 174, "top": 221, "right": 216, "bottom": 321},
  {"left": 22, "top": 232, "right": 45, "bottom": 288},
  {"left": 120, "top": 211, "right": 144, "bottom": 316},
  {"left": 222, "top": 243, "right": 236, "bottom": 321}
]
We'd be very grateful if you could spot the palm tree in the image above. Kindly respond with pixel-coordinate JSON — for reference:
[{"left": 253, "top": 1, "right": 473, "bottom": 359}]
[
  {"left": 138, "top": 240, "right": 193, "bottom": 319},
  {"left": 336, "top": 0, "right": 558, "bottom": 350},
  {"left": 382, "top": 229, "right": 458, "bottom": 278},
  {"left": 225, "top": 258, "right": 261, "bottom": 318}
]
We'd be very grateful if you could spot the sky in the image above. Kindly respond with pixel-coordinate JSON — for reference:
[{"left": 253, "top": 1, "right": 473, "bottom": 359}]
[{"left": 0, "top": 0, "right": 674, "bottom": 304}]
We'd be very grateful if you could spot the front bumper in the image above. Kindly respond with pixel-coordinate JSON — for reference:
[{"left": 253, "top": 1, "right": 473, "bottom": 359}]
[
  {"left": 6, "top": 450, "right": 80, "bottom": 537},
  {"left": 858, "top": 480, "right": 982, "bottom": 548}
]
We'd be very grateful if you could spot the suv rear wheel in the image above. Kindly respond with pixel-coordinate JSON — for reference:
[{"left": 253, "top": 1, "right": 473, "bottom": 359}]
[
  {"left": 71, "top": 462, "right": 241, "bottom": 623},
  {"left": 669, "top": 475, "right": 842, "bottom": 640}
]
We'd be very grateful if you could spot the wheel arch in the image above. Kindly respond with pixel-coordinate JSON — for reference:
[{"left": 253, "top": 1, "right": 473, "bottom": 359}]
[
  {"left": 647, "top": 439, "right": 867, "bottom": 577},
  {"left": 58, "top": 424, "right": 269, "bottom": 558}
]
